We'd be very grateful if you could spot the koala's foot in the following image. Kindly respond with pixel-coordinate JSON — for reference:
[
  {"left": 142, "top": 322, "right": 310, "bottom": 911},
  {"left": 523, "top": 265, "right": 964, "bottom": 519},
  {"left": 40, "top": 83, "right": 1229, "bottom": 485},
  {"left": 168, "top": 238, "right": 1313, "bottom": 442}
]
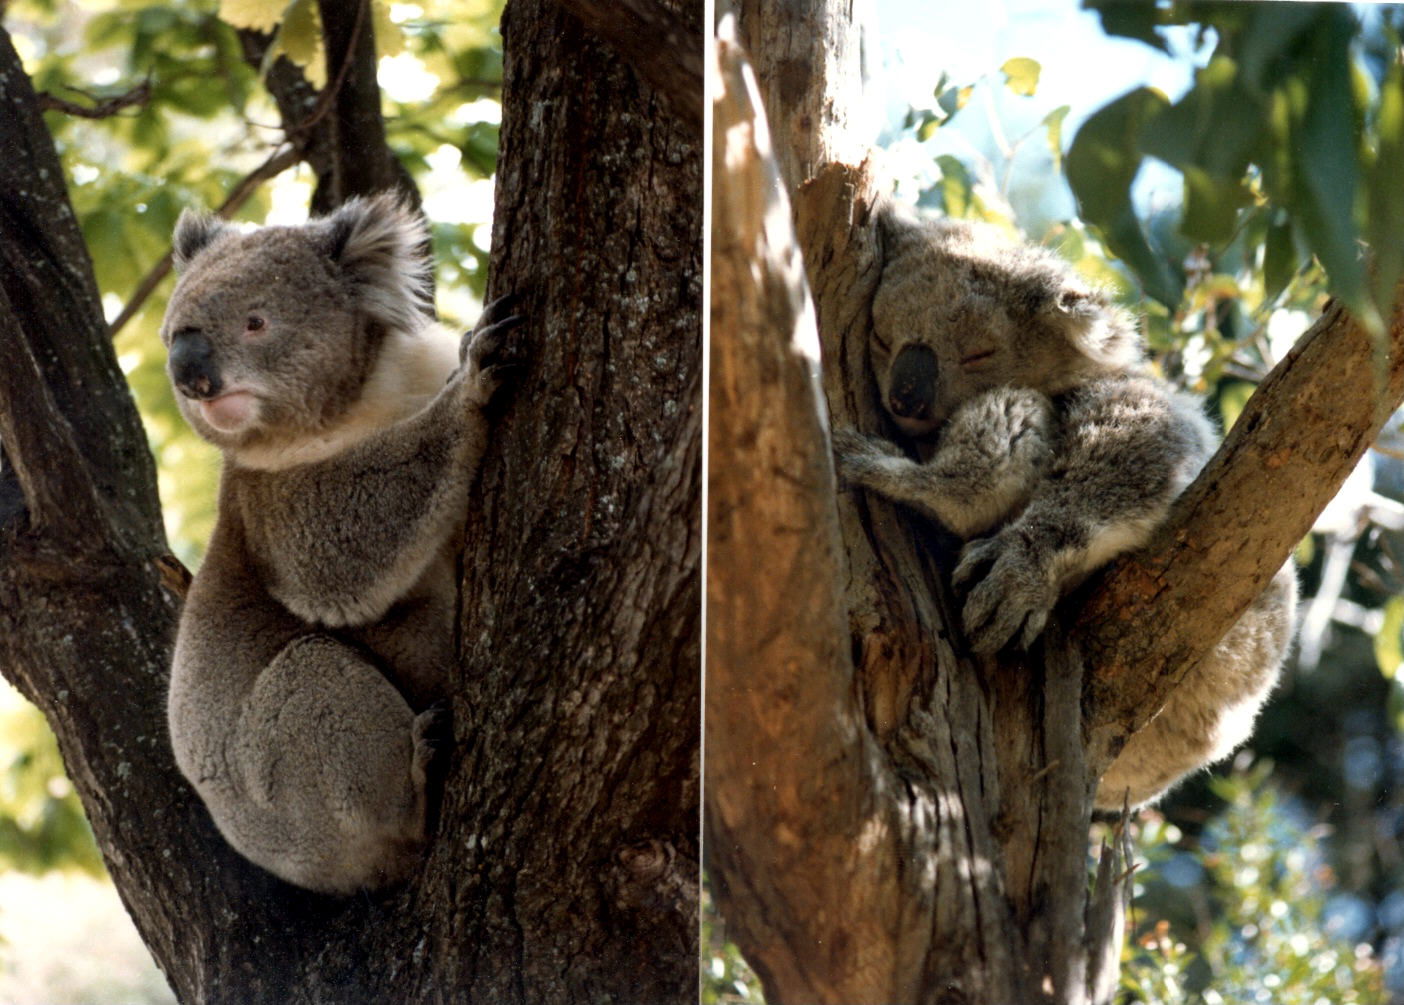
[{"left": 953, "top": 531, "right": 1057, "bottom": 653}]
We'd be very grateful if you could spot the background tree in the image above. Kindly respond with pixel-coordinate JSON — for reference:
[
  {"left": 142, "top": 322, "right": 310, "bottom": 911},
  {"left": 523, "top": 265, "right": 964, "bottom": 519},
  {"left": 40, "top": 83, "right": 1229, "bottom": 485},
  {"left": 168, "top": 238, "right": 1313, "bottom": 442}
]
[
  {"left": 707, "top": 3, "right": 1404, "bottom": 1002},
  {"left": 0, "top": 0, "right": 701, "bottom": 1001}
]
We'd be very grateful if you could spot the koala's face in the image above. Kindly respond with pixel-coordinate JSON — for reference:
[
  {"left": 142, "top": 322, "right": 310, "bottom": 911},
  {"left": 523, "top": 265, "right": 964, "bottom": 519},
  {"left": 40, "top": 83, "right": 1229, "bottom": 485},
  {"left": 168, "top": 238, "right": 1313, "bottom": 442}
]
[
  {"left": 163, "top": 231, "right": 365, "bottom": 447},
  {"left": 870, "top": 213, "right": 1136, "bottom": 437},
  {"left": 162, "top": 195, "right": 429, "bottom": 452}
]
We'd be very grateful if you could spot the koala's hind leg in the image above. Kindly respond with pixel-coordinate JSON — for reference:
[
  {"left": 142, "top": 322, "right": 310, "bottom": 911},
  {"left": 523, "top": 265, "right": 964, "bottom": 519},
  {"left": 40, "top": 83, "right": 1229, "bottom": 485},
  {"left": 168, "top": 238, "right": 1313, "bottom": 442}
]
[
  {"left": 834, "top": 387, "right": 1055, "bottom": 537},
  {"left": 1095, "top": 562, "right": 1298, "bottom": 810},
  {"left": 229, "top": 635, "right": 434, "bottom": 894}
]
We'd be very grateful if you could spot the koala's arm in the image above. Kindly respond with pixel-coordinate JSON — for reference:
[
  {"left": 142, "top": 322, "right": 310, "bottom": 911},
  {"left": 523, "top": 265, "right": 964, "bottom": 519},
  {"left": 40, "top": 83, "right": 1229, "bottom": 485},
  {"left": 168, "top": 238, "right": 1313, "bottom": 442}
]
[
  {"left": 834, "top": 387, "right": 1056, "bottom": 538},
  {"left": 239, "top": 304, "right": 519, "bottom": 628},
  {"left": 956, "top": 376, "right": 1210, "bottom": 653}
]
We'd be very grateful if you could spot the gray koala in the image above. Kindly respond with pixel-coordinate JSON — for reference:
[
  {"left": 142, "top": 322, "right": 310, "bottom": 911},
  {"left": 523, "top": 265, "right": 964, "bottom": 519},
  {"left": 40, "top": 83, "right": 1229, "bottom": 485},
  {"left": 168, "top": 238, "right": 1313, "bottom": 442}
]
[
  {"left": 835, "top": 205, "right": 1297, "bottom": 809},
  {"left": 163, "top": 194, "right": 520, "bottom": 893}
]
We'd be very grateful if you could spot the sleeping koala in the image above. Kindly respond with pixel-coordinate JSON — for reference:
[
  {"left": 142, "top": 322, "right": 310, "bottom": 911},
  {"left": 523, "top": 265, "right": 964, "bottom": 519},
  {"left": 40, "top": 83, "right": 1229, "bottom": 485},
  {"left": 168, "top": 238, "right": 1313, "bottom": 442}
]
[
  {"left": 835, "top": 204, "right": 1297, "bottom": 809},
  {"left": 163, "top": 193, "right": 520, "bottom": 893}
]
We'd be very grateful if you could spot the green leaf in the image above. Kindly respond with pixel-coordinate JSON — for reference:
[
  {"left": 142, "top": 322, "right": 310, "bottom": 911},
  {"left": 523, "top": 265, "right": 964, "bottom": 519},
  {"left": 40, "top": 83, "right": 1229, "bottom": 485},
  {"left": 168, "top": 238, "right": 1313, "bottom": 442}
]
[
  {"left": 934, "top": 154, "right": 975, "bottom": 219},
  {"left": 1376, "top": 596, "right": 1404, "bottom": 679},
  {"left": 218, "top": 0, "right": 289, "bottom": 32},
  {"left": 1180, "top": 165, "right": 1249, "bottom": 244},
  {"left": 279, "top": 0, "right": 323, "bottom": 76},
  {"left": 1290, "top": 10, "right": 1372, "bottom": 328},
  {"left": 1366, "top": 36, "right": 1404, "bottom": 330},
  {"left": 1043, "top": 104, "right": 1070, "bottom": 174},
  {"left": 1262, "top": 213, "right": 1298, "bottom": 301},
  {"left": 1066, "top": 87, "right": 1183, "bottom": 306},
  {"left": 1001, "top": 57, "right": 1040, "bottom": 97},
  {"left": 1084, "top": 0, "right": 1170, "bottom": 53},
  {"left": 937, "top": 84, "right": 972, "bottom": 119}
]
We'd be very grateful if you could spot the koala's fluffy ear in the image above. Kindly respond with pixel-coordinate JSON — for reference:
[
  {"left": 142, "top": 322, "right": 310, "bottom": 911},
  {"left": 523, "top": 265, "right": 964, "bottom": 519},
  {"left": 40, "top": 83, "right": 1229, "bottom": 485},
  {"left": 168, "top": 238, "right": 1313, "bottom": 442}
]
[
  {"left": 173, "top": 210, "right": 232, "bottom": 272},
  {"left": 319, "top": 193, "right": 432, "bottom": 334},
  {"left": 1044, "top": 281, "right": 1139, "bottom": 368}
]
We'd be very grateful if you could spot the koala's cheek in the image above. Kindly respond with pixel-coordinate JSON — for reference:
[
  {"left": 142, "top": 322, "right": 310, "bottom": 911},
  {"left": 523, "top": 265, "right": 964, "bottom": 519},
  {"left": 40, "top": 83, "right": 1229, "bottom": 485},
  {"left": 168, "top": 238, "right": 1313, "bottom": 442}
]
[{"left": 199, "top": 391, "right": 258, "bottom": 433}]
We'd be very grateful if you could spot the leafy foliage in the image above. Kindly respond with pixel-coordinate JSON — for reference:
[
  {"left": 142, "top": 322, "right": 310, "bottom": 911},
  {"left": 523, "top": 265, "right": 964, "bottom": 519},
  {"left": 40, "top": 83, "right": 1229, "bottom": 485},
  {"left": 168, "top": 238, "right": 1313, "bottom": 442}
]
[
  {"left": 0, "top": 685, "right": 103, "bottom": 876},
  {"left": 1074, "top": 2, "right": 1404, "bottom": 333},
  {"left": 702, "top": 877, "right": 766, "bottom": 1004},
  {"left": 1122, "top": 766, "right": 1386, "bottom": 1004}
]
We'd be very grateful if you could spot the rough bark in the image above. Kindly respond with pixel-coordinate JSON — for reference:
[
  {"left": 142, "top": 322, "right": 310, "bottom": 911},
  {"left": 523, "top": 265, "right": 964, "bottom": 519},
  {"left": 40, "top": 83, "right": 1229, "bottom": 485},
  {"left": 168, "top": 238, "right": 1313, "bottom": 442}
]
[
  {"left": 706, "top": 8, "right": 1396, "bottom": 1004},
  {"left": 553, "top": 0, "right": 703, "bottom": 130},
  {"left": 420, "top": 0, "right": 701, "bottom": 997},
  {"left": 0, "top": 0, "right": 700, "bottom": 998}
]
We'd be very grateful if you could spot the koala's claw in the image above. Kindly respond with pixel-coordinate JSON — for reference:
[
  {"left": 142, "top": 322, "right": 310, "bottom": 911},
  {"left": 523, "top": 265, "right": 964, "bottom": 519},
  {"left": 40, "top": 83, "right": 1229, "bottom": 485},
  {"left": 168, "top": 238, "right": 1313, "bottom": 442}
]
[
  {"left": 954, "top": 534, "right": 1055, "bottom": 653},
  {"left": 477, "top": 292, "right": 524, "bottom": 328},
  {"left": 461, "top": 296, "right": 528, "bottom": 369}
]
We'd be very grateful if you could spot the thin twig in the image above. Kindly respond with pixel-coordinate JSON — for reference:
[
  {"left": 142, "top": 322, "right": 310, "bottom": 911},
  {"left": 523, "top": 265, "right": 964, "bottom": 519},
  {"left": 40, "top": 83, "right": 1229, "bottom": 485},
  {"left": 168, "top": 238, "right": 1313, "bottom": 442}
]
[
  {"left": 107, "top": 145, "right": 301, "bottom": 339},
  {"left": 38, "top": 79, "right": 151, "bottom": 119}
]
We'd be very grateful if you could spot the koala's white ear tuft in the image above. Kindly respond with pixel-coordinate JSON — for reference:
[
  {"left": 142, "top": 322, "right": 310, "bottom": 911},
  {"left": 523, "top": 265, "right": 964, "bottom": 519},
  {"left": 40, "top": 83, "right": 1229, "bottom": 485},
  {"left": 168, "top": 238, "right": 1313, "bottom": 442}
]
[
  {"left": 173, "top": 209, "right": 231, "bottom": 272},
  {"left": 320, "top": 193, "right": 432, "bottom": 334},
  {"left": 1046, "top": 283, "right": 1139, "bottom": 367}
]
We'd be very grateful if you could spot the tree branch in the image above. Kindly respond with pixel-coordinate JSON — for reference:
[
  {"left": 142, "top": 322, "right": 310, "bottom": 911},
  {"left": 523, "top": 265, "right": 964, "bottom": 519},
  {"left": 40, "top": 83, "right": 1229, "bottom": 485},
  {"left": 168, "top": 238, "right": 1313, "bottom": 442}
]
[
  {"left": 551, "top": 0, "right": 702, "bottom": 132},
  {"left": 706, "top": 23, "right": 903, "bottom": 1001},
  {"left": 1080, "top": 294, "right": 1404, "bottom": 754},
  {"left": 735, "top": 0, "right": 874, "bottom": 192},
  {"left": 37, "top": 79, "right": 150, "bottom": 118}
]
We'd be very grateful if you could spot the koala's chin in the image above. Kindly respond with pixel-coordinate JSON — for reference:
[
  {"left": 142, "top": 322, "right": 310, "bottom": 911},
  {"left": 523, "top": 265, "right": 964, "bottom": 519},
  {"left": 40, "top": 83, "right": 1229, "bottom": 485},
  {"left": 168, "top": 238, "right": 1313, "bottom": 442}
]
[{"left": 195, "top": 390, "right": 258, "bottom": 435}]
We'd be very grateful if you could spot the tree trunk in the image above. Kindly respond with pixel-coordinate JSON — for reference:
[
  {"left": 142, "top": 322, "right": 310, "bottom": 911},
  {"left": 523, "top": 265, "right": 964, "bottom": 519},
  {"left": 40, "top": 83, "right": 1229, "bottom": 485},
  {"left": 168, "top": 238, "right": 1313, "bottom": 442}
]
[
  {"left": 0, "top": 0, "right": 700, "bottom": 997},
  {"left": 706, "top": 10, "right": 1404, "bottom": 1004}
]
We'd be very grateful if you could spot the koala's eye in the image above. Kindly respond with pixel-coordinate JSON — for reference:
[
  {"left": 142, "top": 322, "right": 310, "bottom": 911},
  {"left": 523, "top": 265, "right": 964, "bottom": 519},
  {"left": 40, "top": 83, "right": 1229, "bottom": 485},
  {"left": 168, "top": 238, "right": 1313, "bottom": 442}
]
[{"left": 245, "top": 315, "right": 266, "bottom": 334}]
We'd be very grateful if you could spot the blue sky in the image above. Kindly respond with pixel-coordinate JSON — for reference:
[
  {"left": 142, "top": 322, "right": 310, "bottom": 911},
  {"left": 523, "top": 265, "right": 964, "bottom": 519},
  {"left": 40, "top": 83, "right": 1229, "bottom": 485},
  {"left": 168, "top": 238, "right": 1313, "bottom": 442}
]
[{"left": 874, "top": 0, "right": 1205, "bottom": 227}]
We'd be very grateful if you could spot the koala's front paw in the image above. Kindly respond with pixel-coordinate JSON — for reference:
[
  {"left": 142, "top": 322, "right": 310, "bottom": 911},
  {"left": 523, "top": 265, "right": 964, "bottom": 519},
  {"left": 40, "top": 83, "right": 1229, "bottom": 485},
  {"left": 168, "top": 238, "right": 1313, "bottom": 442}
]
[
  {"left": 832, "top": 429, "right": 902, "bottom": 487},
  {"left": 953, "top": 531, "right": 1056, "bottom": 653},
  {"left": 460, "top": 294, "right": 527, "bottom": 405}
]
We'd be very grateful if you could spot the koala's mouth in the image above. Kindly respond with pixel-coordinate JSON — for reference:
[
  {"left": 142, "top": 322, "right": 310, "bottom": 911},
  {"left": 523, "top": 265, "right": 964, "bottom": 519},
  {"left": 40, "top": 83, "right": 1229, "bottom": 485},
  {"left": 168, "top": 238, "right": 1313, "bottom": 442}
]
[
  {"left": 958, "top": 349, "right": 997, "bottom": 369},
  {"left": 198, "top": 390, "right": 258, "bottom": 433}
]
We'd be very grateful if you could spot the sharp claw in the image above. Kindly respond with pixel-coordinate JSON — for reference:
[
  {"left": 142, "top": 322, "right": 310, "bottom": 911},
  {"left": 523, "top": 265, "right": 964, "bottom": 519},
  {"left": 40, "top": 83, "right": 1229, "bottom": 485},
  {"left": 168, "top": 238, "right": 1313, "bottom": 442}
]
[{"left": 481, "top": 292, "right": 524, "bottom": 324}]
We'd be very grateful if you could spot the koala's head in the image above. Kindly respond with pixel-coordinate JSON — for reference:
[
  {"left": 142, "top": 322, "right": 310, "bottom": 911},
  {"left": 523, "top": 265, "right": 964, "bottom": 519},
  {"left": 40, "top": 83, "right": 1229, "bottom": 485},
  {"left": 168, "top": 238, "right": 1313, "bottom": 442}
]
[
  {"left": 161, "top": 193, "right": 430, "bottom": 452},
  {"left": 870, "top": 204, "right": 1138, "bottom": 437}
]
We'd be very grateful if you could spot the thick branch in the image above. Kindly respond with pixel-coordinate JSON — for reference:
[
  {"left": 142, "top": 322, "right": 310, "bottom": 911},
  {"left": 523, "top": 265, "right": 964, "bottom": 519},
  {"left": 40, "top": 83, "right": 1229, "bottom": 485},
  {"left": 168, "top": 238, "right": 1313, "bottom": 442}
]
[
  {"left": 315, "top": 0, "right": 404, "bottom": 201},
  {"left": 551, "top": 0, "right": 702, "bottom": 132},
  {"left": 0, "top": 290, "right": 109, "bottom": 539},
  {"left": 706, "top": 25, "right": 901, "bottom": 1002},
  {"left": 735, "top": 0, "right": 875, "bottom": 192},
  {"left": 1082, "top": 295, "right": 1404, "bottom": 748},
  {"left": 0, "top": 27, "right": 165, "bottom": 552}
]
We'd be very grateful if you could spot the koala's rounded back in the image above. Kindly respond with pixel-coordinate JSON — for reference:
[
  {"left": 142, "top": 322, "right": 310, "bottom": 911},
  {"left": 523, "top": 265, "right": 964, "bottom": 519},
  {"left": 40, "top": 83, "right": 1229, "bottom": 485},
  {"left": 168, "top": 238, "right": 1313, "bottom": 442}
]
[{"left": 870, "top": 205, "right": 1139, "bottom": 433}]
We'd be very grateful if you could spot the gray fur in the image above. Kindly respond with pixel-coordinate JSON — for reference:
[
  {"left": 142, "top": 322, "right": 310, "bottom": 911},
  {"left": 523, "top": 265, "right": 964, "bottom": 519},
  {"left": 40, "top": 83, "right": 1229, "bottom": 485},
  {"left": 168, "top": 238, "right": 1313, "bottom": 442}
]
[
  {"left": 836, "top": 204, "right": 1297, "bottom": 809},
  {"left": 163, "top": 193, "right": 512, "bottom": 893}
]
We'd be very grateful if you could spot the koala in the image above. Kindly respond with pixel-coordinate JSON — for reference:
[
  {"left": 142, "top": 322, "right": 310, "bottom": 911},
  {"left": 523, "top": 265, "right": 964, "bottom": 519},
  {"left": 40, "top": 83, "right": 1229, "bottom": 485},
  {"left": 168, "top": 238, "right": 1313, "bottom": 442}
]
[
  {"left": 834, "top": 204, "right": 1297, "bottom": 810},
  {"left": 162, "top": 193, "right": 520, "bottom": 893}
]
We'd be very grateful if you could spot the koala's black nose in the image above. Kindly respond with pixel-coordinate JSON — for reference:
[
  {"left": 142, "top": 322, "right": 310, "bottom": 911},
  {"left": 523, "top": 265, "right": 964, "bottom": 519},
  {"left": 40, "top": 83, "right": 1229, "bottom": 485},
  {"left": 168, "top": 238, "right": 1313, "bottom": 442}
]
[
  {"left": 888, "top": 344, "right": 938, "bottom": 421},
  {"left": 169, "top": 329, "right": 223, "bottom": 400}
]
